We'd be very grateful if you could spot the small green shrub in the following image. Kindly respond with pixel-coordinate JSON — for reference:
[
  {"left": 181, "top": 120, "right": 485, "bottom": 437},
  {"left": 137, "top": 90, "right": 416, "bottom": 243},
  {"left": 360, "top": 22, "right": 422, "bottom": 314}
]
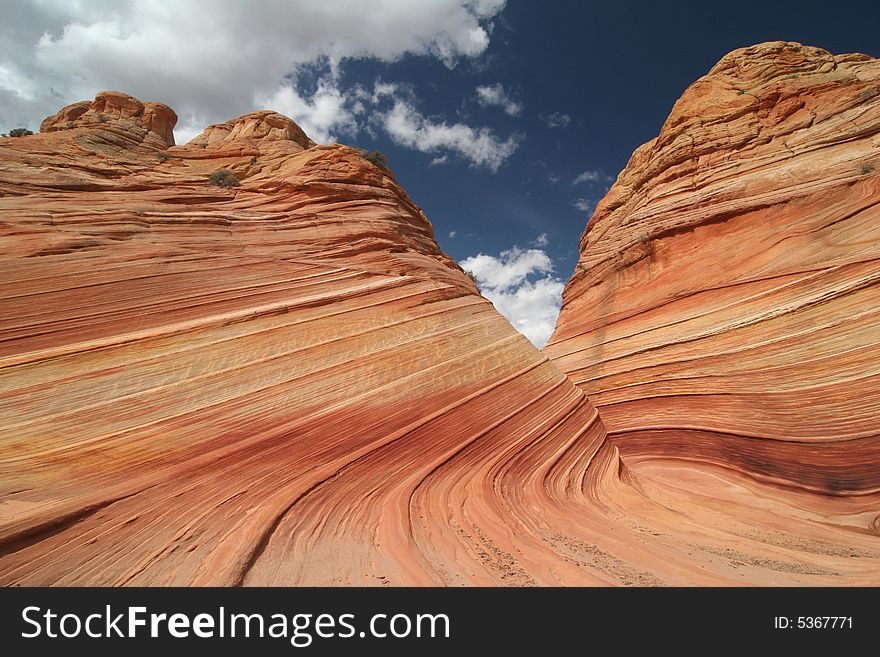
[
  {"left": 158, "top": 152, "right": 172, "bottom": 162},
  {"left": 464, "top": 270, "right": 478, "bottom": 284},
  {"left": 96, "top": 113, "right": 108, "bottom": 123},
  {"left": 361, "top": 149, "right": 388, "bottom": 168},
  {"left": 3, "top": 127, "right": 33, "bottom": 138},
  {"left": 862, "top": 162, "right": 876, "bottom": 175},
  {"left": 638, "top": 233, "right": 651, "bottom": 244},
  {"left": 209, "top": 168, "right": 240, "bottom": 188}
]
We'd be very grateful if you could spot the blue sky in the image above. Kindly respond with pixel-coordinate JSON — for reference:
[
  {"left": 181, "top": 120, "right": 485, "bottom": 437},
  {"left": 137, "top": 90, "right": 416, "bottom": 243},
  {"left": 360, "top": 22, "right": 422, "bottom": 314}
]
[{"left": 2, "top": 0, "right": 878, "bottom": 345}]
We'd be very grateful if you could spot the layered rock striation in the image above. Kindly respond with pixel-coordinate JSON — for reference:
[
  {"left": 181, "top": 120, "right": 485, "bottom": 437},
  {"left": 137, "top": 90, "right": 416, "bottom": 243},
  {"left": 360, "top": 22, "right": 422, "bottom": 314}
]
[
  {"left": 546, "top": 41, "right": 880, "bottom": 543},
  {"left": 2, "top": 42, "right": 879, "bottom": 586},
  {"left": 0, "top": 90, "right": 615, "bottom": 585}
]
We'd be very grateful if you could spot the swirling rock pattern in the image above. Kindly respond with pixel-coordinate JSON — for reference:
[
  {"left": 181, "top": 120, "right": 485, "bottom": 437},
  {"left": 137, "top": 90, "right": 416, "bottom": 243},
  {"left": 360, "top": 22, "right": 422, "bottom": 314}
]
[
  {"left": 2, "top": 41, "right": 879, "bottom": 586},
  {"left": 546, "top": 42, "right": 880, "bottom": 574},
  {"left": 0, "top": 90, "right": 615, "bottom": 585}
]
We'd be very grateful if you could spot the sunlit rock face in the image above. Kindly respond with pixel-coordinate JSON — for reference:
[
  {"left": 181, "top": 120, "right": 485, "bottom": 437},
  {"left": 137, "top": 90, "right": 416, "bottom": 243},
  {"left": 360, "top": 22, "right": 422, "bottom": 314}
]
[
  {"left": 0, "top": 91, "right": 612, "bottom": 585},
  {"left": 546, "top": 41, "right": 880, "bottom": 578},
  {"left": 2, "top": 45, "right": 879, "bottom": 589}
]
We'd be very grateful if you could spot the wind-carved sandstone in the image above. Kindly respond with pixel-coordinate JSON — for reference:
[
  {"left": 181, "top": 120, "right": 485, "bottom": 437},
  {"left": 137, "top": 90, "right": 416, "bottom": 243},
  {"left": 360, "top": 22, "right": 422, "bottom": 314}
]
[{"left": 1, "top": 42, "right": 878, "bottom": 586}]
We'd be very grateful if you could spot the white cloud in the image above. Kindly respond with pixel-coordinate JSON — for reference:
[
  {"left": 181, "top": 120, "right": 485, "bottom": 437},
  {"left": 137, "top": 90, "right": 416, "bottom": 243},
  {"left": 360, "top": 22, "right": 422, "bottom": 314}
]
[
  {"left": 258, "top": 79, "right": 356, "bottom": 143},
  {"left": 384, "top": 99, "right": 520, "bottom": 171},
  {"left": 546, "top": 173, "right": 560, "bottom": 184},
  {"left": 355, "top": 79, "right": 406, "bottom": 106},
  {"left": 462, "top": 246, "right": 550, "bottom": 289},
  {"left": 448, "top": 230, "right": 457, "bottom": 238},
  {"left": 475, "top": 82, "right": 522, "bottom": 116},
  {"left": 0, "top": 0, "right": 506, "bottom": 137},
  {"left": 0, "top": 63, "right": 39, "bottom": 102},
  {"left": 573, "top": 197, "right": 596, "bottom": 213},
  {"left": 430, "top": 155, "right": 449, "bottom": 166},
  {"left": 460, "top": 245, "right": 563, "bottom": 348},
  {"left": 539, "top": 111, "right": 571, "bottom": 128},
  {"left": 572, "top": 169, "right": 605, "bottom": 185},
  {"left": 171, "top": 117, "right": 205, "bottom": 145},
  {"left": 532, "top": 233, "right": 549, "bottom": 247}
]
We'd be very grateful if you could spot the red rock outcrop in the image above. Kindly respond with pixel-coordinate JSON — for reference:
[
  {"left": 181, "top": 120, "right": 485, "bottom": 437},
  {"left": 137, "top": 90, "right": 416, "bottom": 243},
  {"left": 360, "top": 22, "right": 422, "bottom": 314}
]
[
  {"left": 0, "top": 91, "right": 617, "bottom": 586},
  {"left": 546, "top": 41, "right": 880, "bottom": 568},
  {"left": 2, "top": 46, "right": 879, "bottom": 587},
  {"left": 41, "top": 91, "right": 177, "bottom": 147}
]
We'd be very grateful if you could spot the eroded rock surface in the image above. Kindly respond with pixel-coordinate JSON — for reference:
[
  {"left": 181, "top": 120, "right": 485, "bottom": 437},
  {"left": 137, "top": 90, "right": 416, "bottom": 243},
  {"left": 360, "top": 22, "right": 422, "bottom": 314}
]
[
  {"left": 2, "top": 44, "right": 879, "bottom": 586},
  {"left": 546, "top": 41, "right": 880, "bottom": 581},
  {"left": 0, "top": 91, "right": 611, "bottom": 585}
]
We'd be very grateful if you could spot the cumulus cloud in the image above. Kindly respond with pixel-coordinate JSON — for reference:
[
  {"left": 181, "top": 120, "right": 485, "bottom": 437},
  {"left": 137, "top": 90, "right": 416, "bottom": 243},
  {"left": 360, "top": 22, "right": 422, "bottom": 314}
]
[
  {"left": 460, "top": 245, "right": 563, "bottom": 348},
  {"left": 384, "top": 99, "right": 521, "bottom": 171},
  {"left": 539, "top": 111, "right": 571, "bottom": 128},
  {"left": 0, "top": 0, "right": 506, "bottom": 141},
  {"left": 573, "top": 197, "right": 596, "bottom": 213},
  {"left": 475, "top": 82, "right": 522, "bottom": 116},
  {"left": 532, "top": 233, "right": 549, "bottom": 247},
  {"left": 172, "top": 119, "right": 207, "bottom": 146},
  {"left": 572, "top": 169, "right": 606, "bottom": 185},
  {"left": 258, "top": 79, "right": 356, "bottom": 143}
]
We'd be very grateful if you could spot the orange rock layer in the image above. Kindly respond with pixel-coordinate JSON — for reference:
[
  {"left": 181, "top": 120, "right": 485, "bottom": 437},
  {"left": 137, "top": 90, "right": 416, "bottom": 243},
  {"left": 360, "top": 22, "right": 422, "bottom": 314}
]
[
  {"left": 546, "top": 42, "right": 880, "bottom": 570},
  {"left": 0, "top": 91, "right": 614, "bottom": 585},
  {"left": 2, "top": 48, "right": 879, "bottom": 586}
]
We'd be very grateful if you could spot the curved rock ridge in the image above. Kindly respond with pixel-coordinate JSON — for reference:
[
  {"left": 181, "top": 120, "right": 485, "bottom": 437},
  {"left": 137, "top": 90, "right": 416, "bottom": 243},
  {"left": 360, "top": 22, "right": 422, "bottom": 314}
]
[
  {"left": 41, "top": 90, "right": 177, "bottom": 147},
  {"left": 1, "top": 78, "right": 878, "bottom": 586},
  {"left": 183, "top": 111, "right": 315, "bottom": 151},
  {"left": 546, "top": 42, "right": 880, "bottom": 502},
  {"left": 0, "top": 92, "right": 618, "bottom": 586}
]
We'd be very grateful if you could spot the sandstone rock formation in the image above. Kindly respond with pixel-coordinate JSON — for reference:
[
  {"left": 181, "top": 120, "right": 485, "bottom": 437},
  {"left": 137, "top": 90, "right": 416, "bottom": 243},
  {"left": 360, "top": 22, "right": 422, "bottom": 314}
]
[
  {"left": 40, "top": 91, "right": 177, "bottom": 147},
  {"left": 0, "top": 90, "right": 612, "bottom": 585},
  {"left": 1, "top": 41, "right": 879, "bottom": 586},
  {"left": 546, "top": 41, "right": 880, "bottom": 571}
]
